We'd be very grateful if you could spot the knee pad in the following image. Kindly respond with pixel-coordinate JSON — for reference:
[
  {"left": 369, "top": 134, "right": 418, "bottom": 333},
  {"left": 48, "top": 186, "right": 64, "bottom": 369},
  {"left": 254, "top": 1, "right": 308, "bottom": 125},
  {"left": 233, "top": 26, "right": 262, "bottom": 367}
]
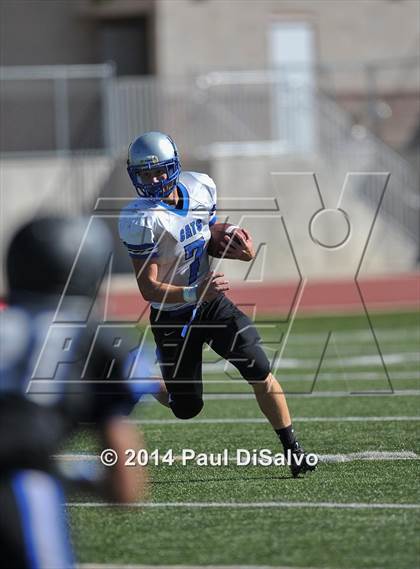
[{"left": 169, "top": 395, "right": 204, "bottom": 420}]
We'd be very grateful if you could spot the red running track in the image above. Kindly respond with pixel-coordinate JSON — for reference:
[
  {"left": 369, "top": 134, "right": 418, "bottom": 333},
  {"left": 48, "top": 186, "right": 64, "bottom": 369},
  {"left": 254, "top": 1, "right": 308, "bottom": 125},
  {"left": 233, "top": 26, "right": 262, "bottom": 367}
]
[
  {"left": 105, "top": 272, "right": 419, "bottom": 320},
  {"left": 1, "top": 273, "right": 418, "bottom": 318}
]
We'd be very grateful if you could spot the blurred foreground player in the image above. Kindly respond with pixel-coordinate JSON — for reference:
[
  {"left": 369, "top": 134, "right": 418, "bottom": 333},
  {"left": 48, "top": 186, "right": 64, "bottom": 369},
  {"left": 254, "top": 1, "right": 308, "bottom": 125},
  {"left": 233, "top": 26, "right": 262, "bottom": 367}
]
[
  {"left": 120, "top": 131, "right": 317, "bottom": 477},
  {"left": 0, "top": 216, "right": 153, "bottom": 569}
]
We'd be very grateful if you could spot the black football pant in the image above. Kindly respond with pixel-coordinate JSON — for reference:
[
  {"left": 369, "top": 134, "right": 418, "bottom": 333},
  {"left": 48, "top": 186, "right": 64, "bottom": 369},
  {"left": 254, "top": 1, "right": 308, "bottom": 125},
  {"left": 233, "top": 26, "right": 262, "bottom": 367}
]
[{"left": 150, "top": 294, "right": 270, "bottom": 419}]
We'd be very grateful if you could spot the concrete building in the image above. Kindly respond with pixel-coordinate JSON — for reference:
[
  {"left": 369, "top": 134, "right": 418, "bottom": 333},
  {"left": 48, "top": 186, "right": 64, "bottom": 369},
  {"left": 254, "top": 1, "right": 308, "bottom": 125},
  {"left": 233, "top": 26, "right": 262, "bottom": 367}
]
[
  {"left": 0, "top": 0, "right": 419, "bottom": 292},
  {"left": 1, "top": 0, "right": 419, "bottom": 150}
]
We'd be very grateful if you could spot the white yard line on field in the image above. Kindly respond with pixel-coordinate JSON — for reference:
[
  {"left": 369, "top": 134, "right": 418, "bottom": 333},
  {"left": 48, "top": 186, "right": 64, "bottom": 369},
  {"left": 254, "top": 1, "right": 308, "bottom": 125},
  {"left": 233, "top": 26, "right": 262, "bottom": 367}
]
[
  {"left": 275, "top": 346, "right": 420, "bottom": 356},
  {"left": 201, "top": 390, "right": 420, "bottom": 399},
  {"left": 318, "top": 451, "right": 419, "bottom": 462},
  {"left": 278, "top": 328, "right": 420, "bottom": 344},
  {"left": 203, "top": 352, "right": 419, "bottom": 372},
  {"left": 67, "top": 501, "right": 420, "bottom": 510},
  {"left": 56, "top": 450, "right": 419, "bottom": 463},
  {"left": 252, "top": 371, "right": 420, "bottom": 381},
  {"left": 125, "top": 416, "right": 420, "bottom": 424},
  {"left": 200, "top": 373, "right": 420, "bottom": 383},
  {"left": 79, "top": 565, "right": 349, "bottom": 569},
  {"left": 78, "top": 565, "right": 366, "bottom": 569}
]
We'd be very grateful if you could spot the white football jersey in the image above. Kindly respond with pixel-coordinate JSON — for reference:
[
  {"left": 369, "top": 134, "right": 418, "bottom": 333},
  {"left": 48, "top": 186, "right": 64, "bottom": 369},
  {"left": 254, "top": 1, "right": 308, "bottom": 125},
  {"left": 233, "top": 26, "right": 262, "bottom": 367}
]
[{"left": 119, "top": 171, "right": 217, "bottom": 311}]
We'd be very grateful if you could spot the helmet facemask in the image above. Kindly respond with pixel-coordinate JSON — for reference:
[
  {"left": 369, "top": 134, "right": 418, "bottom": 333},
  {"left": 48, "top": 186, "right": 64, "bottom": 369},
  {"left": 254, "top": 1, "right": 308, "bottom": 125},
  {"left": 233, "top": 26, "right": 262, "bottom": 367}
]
[
  {"left": 127, "top": 132, "right": 181, "bottom": 199},
  {"left": 127, "top": 156, "right": 180, "bottom": 199}
]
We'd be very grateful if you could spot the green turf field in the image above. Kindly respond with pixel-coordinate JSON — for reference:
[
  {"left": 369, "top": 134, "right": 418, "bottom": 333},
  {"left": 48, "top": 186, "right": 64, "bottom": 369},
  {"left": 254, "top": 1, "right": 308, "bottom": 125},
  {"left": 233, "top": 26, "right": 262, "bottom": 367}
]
[{"left": 66, "top": 310, "right": 419, "bottom": 569}]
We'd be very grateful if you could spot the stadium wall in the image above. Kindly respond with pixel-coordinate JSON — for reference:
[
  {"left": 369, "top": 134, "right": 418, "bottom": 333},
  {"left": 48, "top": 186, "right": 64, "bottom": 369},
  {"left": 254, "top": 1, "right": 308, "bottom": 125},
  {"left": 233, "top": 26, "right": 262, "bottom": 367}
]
[
  {"left": 211, "top": 153, "right": 418, "bottom": 280},
  {"left": 0, "top": 154, "right": 114, "bottom": 294},
  {"left": 157, "top": 0, "right": 420, "bottom": 90}
]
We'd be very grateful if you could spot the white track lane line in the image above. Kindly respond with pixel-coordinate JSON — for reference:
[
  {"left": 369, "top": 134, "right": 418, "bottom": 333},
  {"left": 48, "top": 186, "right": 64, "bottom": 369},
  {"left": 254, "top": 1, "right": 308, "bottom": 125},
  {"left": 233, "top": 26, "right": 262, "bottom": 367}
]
[{"left": 67, "top": 501, "right": 420, "bottom": 510}]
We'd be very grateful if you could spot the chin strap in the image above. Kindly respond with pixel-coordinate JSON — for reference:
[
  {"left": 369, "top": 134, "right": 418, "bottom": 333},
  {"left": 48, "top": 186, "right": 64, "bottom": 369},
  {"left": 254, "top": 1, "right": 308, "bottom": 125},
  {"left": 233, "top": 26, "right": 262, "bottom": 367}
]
[{"left": 136, "top": 178, "right": 178, "bottom": 199}]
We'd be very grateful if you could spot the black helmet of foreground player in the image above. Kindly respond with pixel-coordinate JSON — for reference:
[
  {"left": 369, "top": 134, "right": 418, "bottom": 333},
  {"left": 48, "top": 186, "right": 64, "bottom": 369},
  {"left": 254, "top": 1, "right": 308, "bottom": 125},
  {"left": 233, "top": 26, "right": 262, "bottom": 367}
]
[
  {"left": 1, "top": 216, "right": 149, "bottom": 568},
  {"left": 7, "top": 216, "right": 112, "bottom": 300},
  {"left": 2, "top": 215, "right": 118, "bottom": 436},
  {"left": 5, "top": 215, "right": 155, "bottom": 416}
]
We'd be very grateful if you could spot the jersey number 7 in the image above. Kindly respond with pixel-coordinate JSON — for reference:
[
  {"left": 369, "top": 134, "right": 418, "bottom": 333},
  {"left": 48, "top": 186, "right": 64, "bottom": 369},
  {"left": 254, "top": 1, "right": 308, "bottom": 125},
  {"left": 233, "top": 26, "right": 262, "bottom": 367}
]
[{"left": 184, "top": 237, "right": 205, "bottom": 285}]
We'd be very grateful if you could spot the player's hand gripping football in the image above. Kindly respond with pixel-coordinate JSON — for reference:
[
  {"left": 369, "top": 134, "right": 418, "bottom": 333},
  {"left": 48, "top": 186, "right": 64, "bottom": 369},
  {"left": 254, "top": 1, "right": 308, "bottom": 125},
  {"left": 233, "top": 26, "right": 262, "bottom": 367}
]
[
  {"left": 198, "top": 271, "right": 230, "bottom": 301},
  {"left": 219, "top": 228, "right": 255, "bottom": 262}
]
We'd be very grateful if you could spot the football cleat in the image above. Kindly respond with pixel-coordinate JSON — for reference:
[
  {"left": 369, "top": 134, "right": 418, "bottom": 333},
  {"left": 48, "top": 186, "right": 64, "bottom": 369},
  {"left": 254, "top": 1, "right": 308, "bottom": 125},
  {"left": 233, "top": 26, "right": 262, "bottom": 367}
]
[{"left": 289, "top": 442, "right": 317, "bottom": 478}]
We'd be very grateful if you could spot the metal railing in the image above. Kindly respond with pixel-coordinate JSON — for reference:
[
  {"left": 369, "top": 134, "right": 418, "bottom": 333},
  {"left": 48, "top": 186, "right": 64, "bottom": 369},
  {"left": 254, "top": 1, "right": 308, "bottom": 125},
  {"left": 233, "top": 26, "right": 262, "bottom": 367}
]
[
  {"left": 0, "top": 63, "right": 115, "bottom": 155},
  {"left": 317, "top": 93, "right": 419, "bottom": 243},
  {"left": 1, "top": 62, "right": 418, "bottom": 244},
  {"left": 0, "top": 63, "right": 118, "bottom": 224}
]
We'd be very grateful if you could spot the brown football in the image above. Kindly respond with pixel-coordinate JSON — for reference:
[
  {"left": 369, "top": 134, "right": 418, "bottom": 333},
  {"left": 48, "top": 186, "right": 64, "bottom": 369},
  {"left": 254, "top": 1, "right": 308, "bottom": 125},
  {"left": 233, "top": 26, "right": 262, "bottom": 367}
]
[{"left": 207, "top": 223, "right": 247, "bottom": 258}]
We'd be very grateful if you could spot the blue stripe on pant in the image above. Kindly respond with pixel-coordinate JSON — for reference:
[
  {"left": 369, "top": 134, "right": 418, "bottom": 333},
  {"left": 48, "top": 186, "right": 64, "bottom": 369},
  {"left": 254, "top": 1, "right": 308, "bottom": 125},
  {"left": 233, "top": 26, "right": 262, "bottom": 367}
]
[{"left": 11, "top": 470, "right": 74, "bottom": 569}]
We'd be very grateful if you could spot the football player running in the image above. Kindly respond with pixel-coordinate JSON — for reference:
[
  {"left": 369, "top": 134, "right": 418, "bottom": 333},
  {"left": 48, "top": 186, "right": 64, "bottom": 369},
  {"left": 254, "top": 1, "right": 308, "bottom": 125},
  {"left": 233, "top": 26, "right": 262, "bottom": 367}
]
[
  {"left": 119, "top": 131, "right": 316, "bottom": 477},
  {"left": 0, "top": 216, "right": 151, "bottom": 568}
]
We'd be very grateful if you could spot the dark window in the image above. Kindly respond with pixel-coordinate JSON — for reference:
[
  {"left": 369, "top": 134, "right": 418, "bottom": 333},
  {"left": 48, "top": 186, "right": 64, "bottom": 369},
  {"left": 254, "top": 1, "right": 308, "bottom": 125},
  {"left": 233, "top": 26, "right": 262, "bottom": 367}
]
[{"left": 99, "top": 17, "right": 151, "bottom": 76}]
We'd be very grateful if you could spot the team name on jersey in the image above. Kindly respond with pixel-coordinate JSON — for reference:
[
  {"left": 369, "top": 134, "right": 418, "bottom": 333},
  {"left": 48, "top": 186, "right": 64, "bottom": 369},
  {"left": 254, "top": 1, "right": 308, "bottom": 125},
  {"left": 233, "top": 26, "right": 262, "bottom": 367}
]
[{"left": 179, "top": 219, "right": 203, "bottom": 242}]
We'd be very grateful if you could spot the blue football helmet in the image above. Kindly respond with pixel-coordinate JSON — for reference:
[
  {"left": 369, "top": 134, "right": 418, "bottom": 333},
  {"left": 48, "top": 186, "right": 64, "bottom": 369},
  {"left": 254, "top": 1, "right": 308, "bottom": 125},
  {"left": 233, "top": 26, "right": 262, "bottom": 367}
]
[{"left": 127, "top": 131, "right": 181, "bottom": 198}]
